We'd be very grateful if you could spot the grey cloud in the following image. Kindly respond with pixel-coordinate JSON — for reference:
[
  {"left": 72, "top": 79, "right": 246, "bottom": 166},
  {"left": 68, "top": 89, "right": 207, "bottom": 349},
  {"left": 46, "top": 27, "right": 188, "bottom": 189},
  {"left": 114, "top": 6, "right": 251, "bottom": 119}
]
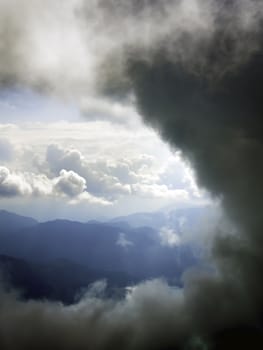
[
  {"left": 0, "top": 279, "right": 200, "bottom": 350},
  {"left": 90, "top": 0, "right": 263, "bottom": 341},
  {"left": 80, "top": 96, "right": 140, "bottom": 124},
  {"left": 0, "top": 273, "right": 256, "bottom": 350},
  {"left": 123, "top": 4, "right": 263, "bottom": 342},
  {"left": 1, "top": 0, "right": 261, "bottom": 98}
]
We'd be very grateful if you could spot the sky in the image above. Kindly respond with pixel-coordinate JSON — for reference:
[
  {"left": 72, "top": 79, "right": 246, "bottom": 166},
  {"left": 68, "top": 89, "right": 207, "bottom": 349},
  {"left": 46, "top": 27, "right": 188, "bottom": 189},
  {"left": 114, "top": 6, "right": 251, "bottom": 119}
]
[
  {"left": 0, "top": 87, "right": 208, "bottom": 221},
  {"left": 0, "top": 1, "right": 263, "bottom": 349}
]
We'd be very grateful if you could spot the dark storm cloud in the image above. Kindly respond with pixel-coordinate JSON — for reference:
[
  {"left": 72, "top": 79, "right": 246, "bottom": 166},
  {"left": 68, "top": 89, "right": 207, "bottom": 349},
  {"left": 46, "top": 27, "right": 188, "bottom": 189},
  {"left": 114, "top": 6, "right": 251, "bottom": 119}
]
[
  {"left": 122, "top": 0, "right": 263, "bottom": 337},
  {"left": 1, "top": 0, "right": 263, "bottom": 349}
]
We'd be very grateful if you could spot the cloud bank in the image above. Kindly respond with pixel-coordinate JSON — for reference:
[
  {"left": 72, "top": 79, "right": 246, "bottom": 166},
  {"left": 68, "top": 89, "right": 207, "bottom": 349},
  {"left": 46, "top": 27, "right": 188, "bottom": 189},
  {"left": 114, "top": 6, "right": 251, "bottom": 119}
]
[{"left": 0, "top": 165, "right": 111, "bottom": 206}]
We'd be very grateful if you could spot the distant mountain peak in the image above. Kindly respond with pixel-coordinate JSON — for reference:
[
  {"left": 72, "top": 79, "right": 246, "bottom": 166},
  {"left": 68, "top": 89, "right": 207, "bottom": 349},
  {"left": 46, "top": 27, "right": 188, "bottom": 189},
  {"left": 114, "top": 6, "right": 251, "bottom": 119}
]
[{"left": 0, "top": 209, "right": 38, "bottom": 233}]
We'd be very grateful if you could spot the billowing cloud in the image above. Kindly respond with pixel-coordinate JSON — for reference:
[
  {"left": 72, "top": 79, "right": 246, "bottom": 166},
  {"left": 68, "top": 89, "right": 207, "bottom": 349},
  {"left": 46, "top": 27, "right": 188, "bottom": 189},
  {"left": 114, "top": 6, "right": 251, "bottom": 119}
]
[
  {"left": 54, "top": 169, "right": 86, "bottom": 197},
  {"left": 0, "top": 279, "right": 188, "bottom": 350},
  {"left": 0, "top": 0, "right": 262, "bottom": 100},
  {"left": 0, "top": 166, "right": 32, "bottom": 197},
  {"left": 1, "top": 271, "right": 258, "bottom": 350},
  {"left": 45, "top": 144, "right": 132, "bottom": 199},
  {"left": 44, "top": 143, "right": 198, "bottom": 203},
  {"left": 0, "top": 123, "right": 205, "bottom": 218},
  {"left": 122, "top": 1, "right": 263, "bottom": 342},
  {"left": 0, "top": 166, "right": 109, "bottom": 206}
]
